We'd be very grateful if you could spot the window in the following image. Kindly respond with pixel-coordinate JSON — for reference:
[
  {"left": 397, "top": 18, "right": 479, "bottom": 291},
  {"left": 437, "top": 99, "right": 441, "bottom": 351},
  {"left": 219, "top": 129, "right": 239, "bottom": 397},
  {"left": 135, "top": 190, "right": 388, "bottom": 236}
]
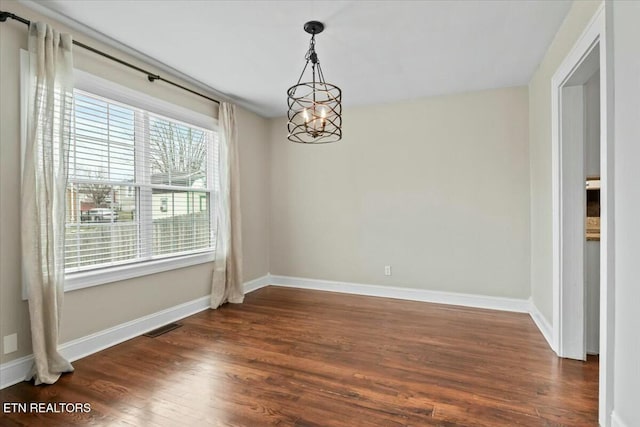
[
  {"left": 21, "top": 53, "right": 219, "bottom": 291},
  {"left": 64, "top": 88, "right": 218, "bottom": 279}
]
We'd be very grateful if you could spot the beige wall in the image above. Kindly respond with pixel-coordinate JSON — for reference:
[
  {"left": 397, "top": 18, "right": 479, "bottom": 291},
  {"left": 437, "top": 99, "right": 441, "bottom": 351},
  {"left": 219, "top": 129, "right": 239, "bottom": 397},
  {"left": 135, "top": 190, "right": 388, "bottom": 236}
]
[
  {"left": 237, "top": 106, "right": 271, "bottom": 282},
  {"left": 0, "top": 1, "right": 270, "bottom": 363},
  {"left": 270, "top": 87, "right": 530, "bottom": 298}
]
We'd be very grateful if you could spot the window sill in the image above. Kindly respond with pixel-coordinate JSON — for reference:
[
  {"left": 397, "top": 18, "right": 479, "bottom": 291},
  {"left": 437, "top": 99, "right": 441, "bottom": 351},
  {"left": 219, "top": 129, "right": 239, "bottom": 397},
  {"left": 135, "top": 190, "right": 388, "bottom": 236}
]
[{"left": 64, "top": 252, "right": 215, "bottom": 292}]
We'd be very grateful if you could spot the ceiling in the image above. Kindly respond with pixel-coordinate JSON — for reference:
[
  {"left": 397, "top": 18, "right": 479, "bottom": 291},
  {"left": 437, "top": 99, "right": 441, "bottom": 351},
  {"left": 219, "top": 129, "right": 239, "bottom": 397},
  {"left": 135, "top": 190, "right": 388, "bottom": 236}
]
[{"left": 32, "top": 0, "right": 572, "bottom": 117}]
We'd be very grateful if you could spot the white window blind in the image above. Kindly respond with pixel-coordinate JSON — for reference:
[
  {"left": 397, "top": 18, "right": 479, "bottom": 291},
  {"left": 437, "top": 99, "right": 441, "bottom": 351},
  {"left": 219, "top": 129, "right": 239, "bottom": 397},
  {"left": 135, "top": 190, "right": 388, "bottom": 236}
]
[{"left": 64, "top": 89, "right": 217, "bottom": 273}]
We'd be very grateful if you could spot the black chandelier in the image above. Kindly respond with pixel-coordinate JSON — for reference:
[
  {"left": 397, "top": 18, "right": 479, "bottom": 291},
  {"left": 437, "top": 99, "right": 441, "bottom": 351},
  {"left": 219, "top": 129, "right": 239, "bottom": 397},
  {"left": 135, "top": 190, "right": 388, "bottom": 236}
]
[{"left": 287, "top": 21, "right": 342, "bottom": 144}]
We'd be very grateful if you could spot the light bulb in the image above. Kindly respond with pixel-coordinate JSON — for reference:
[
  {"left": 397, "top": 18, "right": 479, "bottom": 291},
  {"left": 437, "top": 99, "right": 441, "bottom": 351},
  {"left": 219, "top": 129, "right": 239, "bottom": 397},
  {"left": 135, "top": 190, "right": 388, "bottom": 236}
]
[{"left": 319, "top": 106, "right": 326, "bottom": 132}]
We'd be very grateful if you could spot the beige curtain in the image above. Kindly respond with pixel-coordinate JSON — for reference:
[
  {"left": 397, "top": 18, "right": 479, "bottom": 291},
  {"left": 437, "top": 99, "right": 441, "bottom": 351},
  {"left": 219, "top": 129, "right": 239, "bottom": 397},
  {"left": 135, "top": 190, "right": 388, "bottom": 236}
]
[
  {"left": 22, "top": 22, "right": 75, "bottom": 384},
  {"left": 210, "top": 103, "right": 244, "bottom": 308}
]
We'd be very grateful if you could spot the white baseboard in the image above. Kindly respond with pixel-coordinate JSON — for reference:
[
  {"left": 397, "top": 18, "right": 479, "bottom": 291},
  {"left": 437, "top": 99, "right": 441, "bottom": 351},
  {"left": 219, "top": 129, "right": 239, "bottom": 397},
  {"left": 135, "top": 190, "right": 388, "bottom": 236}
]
[
  {"left": 1, "top": 295, "right": 211, "bottom": 390},
  {"left": 269, "top": 275, "right": 531, "bottom": 313},
  {"left": 528, "top": 299, "right": 556, "bottom": 352},
  {"left": 243, "top": 274, "right": 271, "bottom": 294},
  {"left": 611, "top": 411, "right": 630, "bottom": 427},
  {"left": 0, "top": 355, "right": 35, "bottom": 390}
]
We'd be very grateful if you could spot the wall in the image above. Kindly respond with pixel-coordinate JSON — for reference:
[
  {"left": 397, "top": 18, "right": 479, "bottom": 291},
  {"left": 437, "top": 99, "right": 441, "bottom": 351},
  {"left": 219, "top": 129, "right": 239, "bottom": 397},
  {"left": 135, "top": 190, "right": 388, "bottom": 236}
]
[
  {"left": 585, "top": 71, "right": 601, "bottom": 177},
  {"left": 237, "top": 106, "right": 271, "bottom": 282},
  {"left": 584, "top": 71, "right": 600, "bottom": 355},
  {"left": 528, "top": 0, "right": 602, "bottom": 323},
  {"left": 269, "top": 87, "right": 530, "bottom": 298},
  {"left": 0, "top": 0, "right": 270, "bottom": 363},
  {"left": 612, "top": 2, "right": 640, "bottom": 426}
]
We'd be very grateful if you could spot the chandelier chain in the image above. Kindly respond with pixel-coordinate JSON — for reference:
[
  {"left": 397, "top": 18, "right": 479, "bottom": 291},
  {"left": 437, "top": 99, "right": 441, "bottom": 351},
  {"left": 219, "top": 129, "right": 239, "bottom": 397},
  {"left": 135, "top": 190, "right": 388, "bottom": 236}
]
[{"left": 305, "top": 35, "right": 317, "bottom": 63}]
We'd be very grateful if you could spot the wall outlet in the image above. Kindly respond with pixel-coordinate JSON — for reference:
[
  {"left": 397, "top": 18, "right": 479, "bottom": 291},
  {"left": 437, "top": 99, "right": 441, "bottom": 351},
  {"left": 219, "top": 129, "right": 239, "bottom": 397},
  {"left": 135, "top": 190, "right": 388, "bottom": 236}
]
[
  {"left": 384, "top": 265, "right": 392, "bottom": 276},
  {"left": 3, "top": 333, "right": 18, "bottom": 354}
]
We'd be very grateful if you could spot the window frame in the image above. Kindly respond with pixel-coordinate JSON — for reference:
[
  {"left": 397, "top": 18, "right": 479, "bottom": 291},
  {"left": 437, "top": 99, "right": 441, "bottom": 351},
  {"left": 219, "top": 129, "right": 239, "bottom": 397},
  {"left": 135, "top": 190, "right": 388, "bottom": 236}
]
[{"left": 21, "top": 50, "right": 218, "bottom": 293}]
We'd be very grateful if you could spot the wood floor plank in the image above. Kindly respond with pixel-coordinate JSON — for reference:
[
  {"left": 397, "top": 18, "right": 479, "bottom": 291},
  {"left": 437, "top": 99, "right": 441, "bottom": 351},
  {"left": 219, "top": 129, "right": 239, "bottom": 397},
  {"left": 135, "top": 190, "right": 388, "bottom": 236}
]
[{"left": 0, "top": 286, "right": 598, "bottom": 426}]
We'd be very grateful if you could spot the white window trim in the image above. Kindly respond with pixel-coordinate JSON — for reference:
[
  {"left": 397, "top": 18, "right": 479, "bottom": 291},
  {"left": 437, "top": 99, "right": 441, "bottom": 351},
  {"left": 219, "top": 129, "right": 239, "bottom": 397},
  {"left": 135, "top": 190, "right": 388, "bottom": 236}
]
[
  {"left": 64, "top": 251, "right": 215, "bottom": 292},
  {"left": 74, "top": 69, "right": 217, "bottom": 130},
  {"left": 20, "top": 50, "right": 218, "bottom": 296}
]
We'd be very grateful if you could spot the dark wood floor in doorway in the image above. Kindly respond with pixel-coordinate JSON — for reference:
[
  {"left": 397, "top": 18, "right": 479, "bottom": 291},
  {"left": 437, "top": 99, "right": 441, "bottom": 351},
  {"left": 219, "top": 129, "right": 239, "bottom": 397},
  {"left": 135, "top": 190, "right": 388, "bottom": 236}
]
[{"left": 0, "top": 286, "right": 598, "bottom": 426}]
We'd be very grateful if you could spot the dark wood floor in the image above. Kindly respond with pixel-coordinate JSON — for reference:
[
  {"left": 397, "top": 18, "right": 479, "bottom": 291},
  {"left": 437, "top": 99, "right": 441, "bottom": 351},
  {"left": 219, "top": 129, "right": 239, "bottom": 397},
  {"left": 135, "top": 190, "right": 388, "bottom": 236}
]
[{"left": 1, "top": 286, "right": 598, "bottom": 426}]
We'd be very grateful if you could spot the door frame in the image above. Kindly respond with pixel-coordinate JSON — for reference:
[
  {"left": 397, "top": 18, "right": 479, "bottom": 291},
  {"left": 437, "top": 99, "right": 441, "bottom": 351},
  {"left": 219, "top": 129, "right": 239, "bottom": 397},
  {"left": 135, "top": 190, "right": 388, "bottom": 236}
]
[{"left": 550, "top": 4, "right": 614, "bottom": 426}]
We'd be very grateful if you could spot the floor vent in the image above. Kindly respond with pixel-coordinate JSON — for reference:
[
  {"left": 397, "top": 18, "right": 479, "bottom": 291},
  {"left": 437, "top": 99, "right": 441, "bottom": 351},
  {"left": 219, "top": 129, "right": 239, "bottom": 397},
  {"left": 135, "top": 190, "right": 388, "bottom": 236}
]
[{"left": 143, "top": 323, "right": 182, "bottom": 338}]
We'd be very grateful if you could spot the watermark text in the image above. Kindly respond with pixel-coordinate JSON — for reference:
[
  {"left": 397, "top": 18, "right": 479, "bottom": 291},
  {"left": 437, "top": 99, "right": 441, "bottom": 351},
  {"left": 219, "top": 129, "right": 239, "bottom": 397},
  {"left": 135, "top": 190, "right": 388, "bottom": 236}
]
[{"left": 3, "top": 402, "right": 91, "bottom": 414}]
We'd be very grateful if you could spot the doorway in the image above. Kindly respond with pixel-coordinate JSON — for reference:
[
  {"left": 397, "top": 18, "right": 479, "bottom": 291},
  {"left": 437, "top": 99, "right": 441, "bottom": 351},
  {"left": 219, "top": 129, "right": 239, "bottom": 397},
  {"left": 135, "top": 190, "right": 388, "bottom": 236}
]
[
  {"left": 558, "top": 46, "right": 600, "bottom": 361},
  {"left": 550, "top": 5, "right": 613, "bottom": 426}
]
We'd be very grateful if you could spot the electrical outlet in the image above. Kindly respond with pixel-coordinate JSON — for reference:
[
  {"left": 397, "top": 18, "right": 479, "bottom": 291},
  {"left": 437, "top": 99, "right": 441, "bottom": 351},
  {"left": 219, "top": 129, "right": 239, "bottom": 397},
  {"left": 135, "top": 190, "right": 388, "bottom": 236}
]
[
  {"left": 384, "top": 265, "right": 392, "bottom": 276},
  {"left": 3, "top": 333, "right": 18, "bottom": 354}
]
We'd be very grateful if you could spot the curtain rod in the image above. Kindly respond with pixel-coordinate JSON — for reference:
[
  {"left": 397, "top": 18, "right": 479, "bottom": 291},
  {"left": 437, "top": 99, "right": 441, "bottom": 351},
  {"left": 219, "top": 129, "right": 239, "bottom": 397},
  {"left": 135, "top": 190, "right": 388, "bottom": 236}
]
[{"left": 0, "top": 10, "right": 221, "bottom": 105}]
